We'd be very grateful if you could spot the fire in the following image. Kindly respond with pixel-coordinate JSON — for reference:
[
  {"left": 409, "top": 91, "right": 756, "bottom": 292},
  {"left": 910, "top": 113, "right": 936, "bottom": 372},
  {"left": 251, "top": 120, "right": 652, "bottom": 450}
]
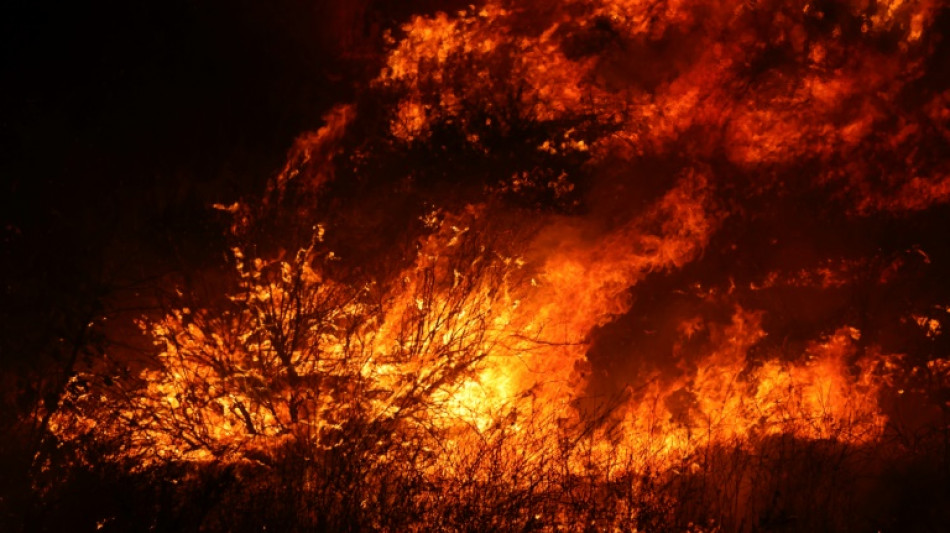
[
  {"left": 53, "top": 176, "right": 892, "bottom": 469},
  {"left": 47, "top": 0, "right": 949, "bottom": 529}
]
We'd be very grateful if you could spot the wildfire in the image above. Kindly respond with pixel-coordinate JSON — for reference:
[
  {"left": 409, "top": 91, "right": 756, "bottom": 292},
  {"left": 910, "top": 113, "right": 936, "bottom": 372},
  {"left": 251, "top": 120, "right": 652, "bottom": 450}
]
[{"left": 48, "top": 0, "right": 949, "bottom": 530}]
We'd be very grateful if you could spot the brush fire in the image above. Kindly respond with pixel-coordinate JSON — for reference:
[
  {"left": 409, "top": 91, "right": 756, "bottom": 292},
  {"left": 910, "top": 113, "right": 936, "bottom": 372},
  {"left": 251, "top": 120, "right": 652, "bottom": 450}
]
[{"left": 8, "top": 0, "right": 950, "bottom": 531}]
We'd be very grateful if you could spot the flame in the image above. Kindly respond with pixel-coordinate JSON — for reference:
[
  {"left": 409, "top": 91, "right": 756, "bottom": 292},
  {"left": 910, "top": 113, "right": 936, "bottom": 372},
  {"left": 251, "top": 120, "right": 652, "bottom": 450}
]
[{"left": 49, "top": 0, "right": 949, "bottom": 528}]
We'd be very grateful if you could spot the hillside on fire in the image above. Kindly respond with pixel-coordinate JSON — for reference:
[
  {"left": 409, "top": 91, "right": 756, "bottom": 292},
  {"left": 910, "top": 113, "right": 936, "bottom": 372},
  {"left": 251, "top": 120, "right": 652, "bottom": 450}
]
[{"left": 2, "top": 0, "right": 950, "bottom": 531}]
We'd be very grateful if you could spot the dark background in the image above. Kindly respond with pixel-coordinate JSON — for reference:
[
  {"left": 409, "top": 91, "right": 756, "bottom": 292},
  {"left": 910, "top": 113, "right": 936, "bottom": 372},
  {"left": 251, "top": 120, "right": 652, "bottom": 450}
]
[
  {"left": 0, "top": 0, "right": 461, "bottom": 375},
  {"left": 2, "top": 0, "right": 367, "bottom": 263}
]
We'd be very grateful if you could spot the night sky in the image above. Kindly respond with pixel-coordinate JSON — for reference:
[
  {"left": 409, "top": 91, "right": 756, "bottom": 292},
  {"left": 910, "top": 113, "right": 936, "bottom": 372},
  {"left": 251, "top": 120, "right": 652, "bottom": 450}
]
[
  {"left": 2, "top": 1, "right": 391, "bottom": 373},
  {"left": 4, "top": 0, "right": 358, "bottom": 250}
]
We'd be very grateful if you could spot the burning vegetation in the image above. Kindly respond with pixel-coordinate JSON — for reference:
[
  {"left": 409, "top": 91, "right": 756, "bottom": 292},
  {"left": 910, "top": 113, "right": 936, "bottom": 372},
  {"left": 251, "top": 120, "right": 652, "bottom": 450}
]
[{"left": 5, "top": 0, "right": 950, "bottom": 531}]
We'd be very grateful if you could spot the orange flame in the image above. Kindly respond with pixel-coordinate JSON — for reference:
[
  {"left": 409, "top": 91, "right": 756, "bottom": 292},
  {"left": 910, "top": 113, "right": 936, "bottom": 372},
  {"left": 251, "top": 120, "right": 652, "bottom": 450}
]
[{"left": 51, "top": 1, "right": 947, "bottom": 514}]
